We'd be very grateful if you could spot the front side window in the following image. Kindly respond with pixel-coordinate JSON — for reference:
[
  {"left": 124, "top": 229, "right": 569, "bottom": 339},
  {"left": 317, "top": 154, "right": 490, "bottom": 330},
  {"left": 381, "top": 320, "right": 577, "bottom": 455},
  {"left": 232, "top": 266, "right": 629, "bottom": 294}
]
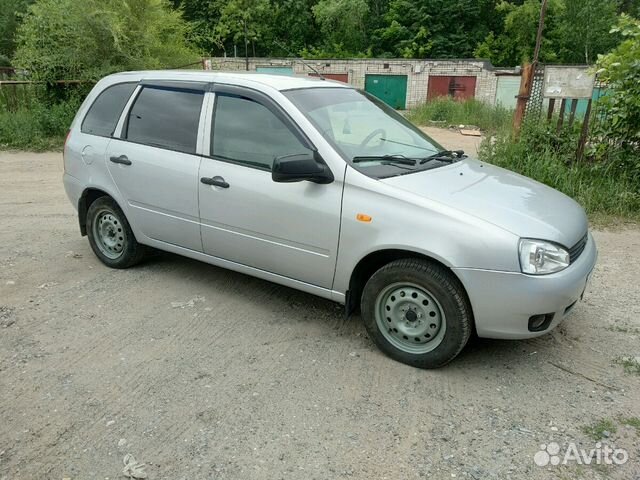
[
  {"left": 211, "top": 94, "right": 309, "bottom": 170},
  {"left": 81, "top": 82, "right": 136, "bottom": 137},
  {"left": 284, "top": 88, "right": 447, "bottom": 178},
  {"left": 126, "top": 86, "right": 204, "bottom": 154}
]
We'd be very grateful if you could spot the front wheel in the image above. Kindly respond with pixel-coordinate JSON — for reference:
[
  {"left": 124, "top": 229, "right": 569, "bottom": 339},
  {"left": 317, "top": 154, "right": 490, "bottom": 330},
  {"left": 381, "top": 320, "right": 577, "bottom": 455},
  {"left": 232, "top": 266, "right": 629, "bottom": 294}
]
[
  {"left": 86, "top": 196, "right": 145, "bottom": 269},
  {"left": 361, "top": 259, "right": 472, "bottom": 369}
]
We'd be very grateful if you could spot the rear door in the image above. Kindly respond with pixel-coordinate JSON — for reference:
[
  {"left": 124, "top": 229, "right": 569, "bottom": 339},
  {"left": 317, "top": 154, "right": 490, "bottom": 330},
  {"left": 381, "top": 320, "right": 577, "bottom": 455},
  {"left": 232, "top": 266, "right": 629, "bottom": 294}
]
[
  {"left": 198, "top": 86, "right": 343, "bottom": 288},
  {"left": 65, "top": 82, "right": 137, "bottom": 179},
  {"left": 106, "top": 81, "right": 206, "bottom": 251}
]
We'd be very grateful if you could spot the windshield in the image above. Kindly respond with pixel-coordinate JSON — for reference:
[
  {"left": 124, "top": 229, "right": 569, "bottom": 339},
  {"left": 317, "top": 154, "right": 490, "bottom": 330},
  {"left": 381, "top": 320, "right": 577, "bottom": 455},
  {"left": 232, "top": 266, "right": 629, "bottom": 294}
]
[{"left": 283, "top": 87, "right": 448, "bottom": 178}]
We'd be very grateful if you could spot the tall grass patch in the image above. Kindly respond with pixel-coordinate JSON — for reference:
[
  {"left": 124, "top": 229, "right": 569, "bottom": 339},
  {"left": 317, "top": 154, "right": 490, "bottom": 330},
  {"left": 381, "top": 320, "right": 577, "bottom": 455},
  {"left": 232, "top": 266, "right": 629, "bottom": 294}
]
[
  {"left": 0, "top": 87, "right": 81, "bottom": 151},
  {"left": 407, "top": 97, "right": 512, "bottom": 134}
]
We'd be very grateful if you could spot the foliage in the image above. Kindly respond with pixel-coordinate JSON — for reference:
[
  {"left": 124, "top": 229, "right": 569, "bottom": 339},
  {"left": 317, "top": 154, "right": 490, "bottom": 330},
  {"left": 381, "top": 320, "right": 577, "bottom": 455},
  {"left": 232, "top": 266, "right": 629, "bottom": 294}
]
[
  {"left": 0, "top": 89, "right": 81, "bottom": 151},
  {"left": 312, "top": 0, "right": 370, "bottom": 55},
  {"left": 374, "top": 0, "right": 501, "bottom": 58},
  {"left": 475, "top": 0, "right": 561, "bottom": 66},
  {"left": 406, "top": 98, "right": 512, "bottom": 134},
  {"left": 0, "top": 0, "right": 33, "bottom": 62},
  {"left": 595, "top": 14, "right": 640, "bottom": 150},
  {"left": 475, "top": 0, "right": 620, "bottom": 66},
  {"left": 479, "top": 121, "right": 640, "bottom": 221},
  {"left": 12, "top": 0, "right": 198, "bottom": 83}
]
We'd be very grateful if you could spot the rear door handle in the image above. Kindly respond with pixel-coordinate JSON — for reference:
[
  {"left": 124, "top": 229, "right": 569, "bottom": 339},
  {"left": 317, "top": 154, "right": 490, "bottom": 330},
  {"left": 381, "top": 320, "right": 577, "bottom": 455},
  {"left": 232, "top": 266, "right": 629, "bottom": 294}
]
[
  {"left": 200, "top": 176, "right": 229, "bottom": 188},
  {"left": 110, "top": 155, "right": 131, "bottom": 166}
]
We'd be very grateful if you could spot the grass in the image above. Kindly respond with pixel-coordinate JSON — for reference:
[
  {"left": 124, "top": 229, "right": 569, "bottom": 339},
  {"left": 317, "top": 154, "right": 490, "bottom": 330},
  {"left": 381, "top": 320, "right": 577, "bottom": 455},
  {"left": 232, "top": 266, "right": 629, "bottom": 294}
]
[
  {"left": 581, "top": 419, "right": 617, "bottom": 440},
  {"left": 614, "top": 356, "right": 640, "bottom": 375},
  {"left": 406, "top": 97, "right": 512, "bottom": 134},
  {"left": 619, "top": 416, "right": 640, "bottom": 434}
]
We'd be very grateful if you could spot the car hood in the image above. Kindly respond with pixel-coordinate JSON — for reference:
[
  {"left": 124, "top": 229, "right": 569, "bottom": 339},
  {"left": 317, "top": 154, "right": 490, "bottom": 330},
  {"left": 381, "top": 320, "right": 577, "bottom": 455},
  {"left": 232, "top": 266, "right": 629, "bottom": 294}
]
[{"left": 381, "top": 158, "right": 588, "bottom": 248}]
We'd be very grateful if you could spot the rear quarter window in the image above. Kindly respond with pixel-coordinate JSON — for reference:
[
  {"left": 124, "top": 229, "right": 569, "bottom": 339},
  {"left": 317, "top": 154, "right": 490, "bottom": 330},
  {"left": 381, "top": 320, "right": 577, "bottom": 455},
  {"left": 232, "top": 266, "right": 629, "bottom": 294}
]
[{"left": 81, "top": 83, "right": 137, "bottom": 137}]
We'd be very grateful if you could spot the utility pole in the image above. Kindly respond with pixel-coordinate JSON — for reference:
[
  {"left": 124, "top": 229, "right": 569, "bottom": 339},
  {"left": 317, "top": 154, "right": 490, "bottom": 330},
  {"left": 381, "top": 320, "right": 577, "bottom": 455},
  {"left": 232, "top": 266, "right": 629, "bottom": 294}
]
[{"left": 513, "top": 0, "right": 548, "bottom": 135}]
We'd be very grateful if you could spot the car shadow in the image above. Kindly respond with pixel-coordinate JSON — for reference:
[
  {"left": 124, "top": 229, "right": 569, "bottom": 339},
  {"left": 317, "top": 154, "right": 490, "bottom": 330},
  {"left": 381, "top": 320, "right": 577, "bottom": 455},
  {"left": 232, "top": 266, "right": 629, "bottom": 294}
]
[{"left": 140, "top": 250, "right": 560, "bottom": 370}]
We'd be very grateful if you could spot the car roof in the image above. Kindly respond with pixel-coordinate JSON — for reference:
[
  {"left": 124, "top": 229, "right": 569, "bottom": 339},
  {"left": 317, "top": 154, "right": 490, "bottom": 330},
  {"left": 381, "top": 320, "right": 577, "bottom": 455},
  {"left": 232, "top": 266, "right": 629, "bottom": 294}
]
[{"left": 104, "top": 70, "right": 352, "bottom": 92}]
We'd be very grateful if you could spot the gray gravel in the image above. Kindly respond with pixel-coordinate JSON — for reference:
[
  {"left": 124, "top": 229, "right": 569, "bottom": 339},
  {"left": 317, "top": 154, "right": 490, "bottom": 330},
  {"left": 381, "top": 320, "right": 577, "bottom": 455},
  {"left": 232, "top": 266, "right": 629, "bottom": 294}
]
[{"left": 1, "top": 150, "right": 639, "bottom": 479}]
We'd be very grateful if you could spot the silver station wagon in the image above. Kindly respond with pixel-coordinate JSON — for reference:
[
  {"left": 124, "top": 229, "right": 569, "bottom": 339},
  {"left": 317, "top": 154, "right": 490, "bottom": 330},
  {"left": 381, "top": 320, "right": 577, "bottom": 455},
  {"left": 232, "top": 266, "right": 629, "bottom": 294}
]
[{"left": 63, "top": 71, "right": 597, "bottom": 368}]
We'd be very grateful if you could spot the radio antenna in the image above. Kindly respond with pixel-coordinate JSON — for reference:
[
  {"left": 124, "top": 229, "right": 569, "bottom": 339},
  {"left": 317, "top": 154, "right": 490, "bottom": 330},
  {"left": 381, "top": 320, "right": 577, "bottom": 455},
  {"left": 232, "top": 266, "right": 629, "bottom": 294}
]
[{"left": 272, "top": 40, "right": 325, "bottom": 80}]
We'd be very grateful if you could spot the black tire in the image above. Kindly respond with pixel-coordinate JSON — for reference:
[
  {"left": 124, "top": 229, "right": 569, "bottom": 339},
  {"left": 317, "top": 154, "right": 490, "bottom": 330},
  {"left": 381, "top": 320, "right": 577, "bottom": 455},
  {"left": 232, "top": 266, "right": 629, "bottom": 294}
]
[
  {"left": 361, "top": 258, "right": 472, "bottom": 369},
  {"left": 86, "top": 196, "right": 145, "bottom": 269}
]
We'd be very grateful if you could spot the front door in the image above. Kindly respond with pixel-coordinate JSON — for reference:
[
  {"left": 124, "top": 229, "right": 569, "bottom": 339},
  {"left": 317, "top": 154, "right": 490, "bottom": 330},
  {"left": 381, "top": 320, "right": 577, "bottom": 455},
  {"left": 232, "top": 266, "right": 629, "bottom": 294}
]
[
  {"left": 106, "top": 83, "right": 205, "bottom": 251},
  {"left": 198, "top": 88, "right": 343, "bottom": 288}
]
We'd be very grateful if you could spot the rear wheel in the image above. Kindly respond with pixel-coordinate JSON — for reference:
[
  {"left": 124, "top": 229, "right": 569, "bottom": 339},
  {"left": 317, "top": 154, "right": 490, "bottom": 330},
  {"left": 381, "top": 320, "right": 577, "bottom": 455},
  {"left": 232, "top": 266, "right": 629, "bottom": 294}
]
[
  {"left": 361, "top": 258, "right": 472, "bottom": 368},
  {"left": 86, "top": 197, "right": 145, "bottom": 268}
]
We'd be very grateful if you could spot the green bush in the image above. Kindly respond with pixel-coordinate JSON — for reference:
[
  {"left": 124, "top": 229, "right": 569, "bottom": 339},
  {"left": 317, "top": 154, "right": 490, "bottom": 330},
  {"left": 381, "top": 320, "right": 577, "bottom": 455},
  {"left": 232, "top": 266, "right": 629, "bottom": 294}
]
[
  {"left": 0, "top": 95, "right": 81, "bottom": 151},
  {"left": 480, "top": 122, "right": 640, "bottom": 221},
  {"left": 13, "top": 0, "right": 198, "bottom": 84},
  {"left": 406, "top": 97, "right": 512, "bottom": 134}
]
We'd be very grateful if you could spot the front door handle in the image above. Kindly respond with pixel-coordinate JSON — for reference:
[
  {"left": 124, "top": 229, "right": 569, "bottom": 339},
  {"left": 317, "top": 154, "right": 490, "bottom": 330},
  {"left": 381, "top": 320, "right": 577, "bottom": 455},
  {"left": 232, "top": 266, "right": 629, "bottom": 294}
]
[
  {"left": 110, "top": 155, "right": 131, "bottom": 166},
  {"left": 200, "top": 176, "right": 229, "bottom": 188}
]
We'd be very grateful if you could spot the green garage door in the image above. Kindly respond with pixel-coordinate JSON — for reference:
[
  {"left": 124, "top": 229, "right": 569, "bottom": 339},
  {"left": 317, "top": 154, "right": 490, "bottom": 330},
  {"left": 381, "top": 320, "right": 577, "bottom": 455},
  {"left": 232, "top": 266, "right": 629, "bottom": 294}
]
[
  {"left": 256, "top": 66, "right": 294, "bottom": 76},
  {"left": 365, "top": 74, "right": 408, "bottom": 109}
]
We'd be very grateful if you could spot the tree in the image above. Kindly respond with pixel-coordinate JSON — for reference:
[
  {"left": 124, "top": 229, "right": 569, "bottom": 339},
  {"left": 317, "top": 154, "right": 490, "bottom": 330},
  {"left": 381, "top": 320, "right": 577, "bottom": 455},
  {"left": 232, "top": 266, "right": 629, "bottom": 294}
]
[
  {"left": 312, "top": 0, "right": 370, "bottom": 55},
  {"left": 596, "top": 14, "right": 640, "bottom": 148},
  {"left": 13, "top": 0, "right": 198, "bottom": 82},
  {"left": 375, "top": 0, "right": 500, "bottom": 58},
  {"left": 0, "top": 0, "right": 34, "bottom": 65},
  {"left": 474, "top": 0, "right": 563, "bottom": 66},
  {"left": 556, "top": 0, "right": 619, "bottom": 64}
]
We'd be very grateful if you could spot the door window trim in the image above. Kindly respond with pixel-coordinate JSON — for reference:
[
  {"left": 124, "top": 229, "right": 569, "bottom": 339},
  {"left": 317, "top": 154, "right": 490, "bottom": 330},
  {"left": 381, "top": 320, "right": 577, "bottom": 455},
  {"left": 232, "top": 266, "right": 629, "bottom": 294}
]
[{"left": 204, "top": 85, "right": 319, "bottom": 172}]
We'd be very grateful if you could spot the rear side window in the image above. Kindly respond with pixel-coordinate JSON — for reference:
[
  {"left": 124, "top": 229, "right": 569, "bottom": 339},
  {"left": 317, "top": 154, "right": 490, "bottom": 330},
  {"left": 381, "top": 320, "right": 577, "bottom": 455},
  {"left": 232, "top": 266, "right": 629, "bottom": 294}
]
[
  {"left": 81, "top": 83, "right": 136, "bottom": 137},
  {"left": 126, "top": 86, "right": 204, "bottom": 154}
]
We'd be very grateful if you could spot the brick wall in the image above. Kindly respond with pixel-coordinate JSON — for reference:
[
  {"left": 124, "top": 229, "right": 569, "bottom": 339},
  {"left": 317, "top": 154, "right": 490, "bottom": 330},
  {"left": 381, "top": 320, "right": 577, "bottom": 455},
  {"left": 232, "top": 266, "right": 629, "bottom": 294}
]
[{"left": 203, "top": 57, "right": 499, "bottom": 108}]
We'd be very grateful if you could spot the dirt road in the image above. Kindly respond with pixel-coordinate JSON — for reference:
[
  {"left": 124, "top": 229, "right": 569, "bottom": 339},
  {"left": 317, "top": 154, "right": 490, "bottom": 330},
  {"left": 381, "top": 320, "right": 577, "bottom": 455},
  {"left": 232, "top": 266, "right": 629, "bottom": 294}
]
[{"left": 1, "top": 146, "right": 639, "bottom": 480}]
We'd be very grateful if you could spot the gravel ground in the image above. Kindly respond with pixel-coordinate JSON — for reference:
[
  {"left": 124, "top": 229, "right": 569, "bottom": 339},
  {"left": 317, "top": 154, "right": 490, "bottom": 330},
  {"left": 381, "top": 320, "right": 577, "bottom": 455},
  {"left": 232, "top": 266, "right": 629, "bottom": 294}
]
[{"left": 1, "top": 144, "right": 639, "bottom": 480}]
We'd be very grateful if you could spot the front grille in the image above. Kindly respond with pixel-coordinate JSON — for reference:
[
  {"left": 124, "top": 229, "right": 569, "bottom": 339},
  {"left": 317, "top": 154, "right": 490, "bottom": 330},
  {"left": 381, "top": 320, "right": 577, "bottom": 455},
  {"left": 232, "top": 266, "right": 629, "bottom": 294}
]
[{"left": 568, "top": 233, "right": 588, "bottom": 264}]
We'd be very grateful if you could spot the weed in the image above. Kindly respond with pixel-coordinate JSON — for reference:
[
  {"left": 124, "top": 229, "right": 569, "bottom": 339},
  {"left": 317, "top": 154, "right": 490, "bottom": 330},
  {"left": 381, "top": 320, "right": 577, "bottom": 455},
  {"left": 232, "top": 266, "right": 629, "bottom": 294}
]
[
  {"left": 614, "top": 356, "right": 640, "bottom": 375},
  {"left": 581, "top": 419, "right": 617, "bottom": 440}
]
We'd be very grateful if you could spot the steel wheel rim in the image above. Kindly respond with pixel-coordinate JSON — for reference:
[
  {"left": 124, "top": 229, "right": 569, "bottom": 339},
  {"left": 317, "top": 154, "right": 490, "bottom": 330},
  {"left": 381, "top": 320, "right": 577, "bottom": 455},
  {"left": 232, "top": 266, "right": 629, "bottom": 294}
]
[
  {"left": 375, "top": 282, "right": 446, "bottom": 354},
  {"left": 93, "top": 209, "right": 125, "bottom": 260}
]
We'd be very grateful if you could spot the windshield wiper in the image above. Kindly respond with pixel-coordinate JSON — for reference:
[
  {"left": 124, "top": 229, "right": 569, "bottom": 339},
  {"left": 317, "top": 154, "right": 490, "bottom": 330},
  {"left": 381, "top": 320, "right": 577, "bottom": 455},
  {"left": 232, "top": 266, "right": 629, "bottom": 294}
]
[
  {"left": 352, "top": 154, "right": 417, "bottom": 165},
  {"left": 418, "top": 150, "right": 465, "bottom": 164}
]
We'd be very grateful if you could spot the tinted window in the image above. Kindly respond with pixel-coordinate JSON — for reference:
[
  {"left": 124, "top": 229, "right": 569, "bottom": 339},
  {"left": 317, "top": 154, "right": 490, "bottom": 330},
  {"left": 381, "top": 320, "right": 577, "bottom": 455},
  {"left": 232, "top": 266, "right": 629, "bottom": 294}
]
[
  {"left": 126, "top": 87, "right": 204, "bottom": 154},
  {"left": 212, "top": 94, "right": 308, "bottom": 170},
  {"left": 81, "top": 83, "right": 136, "bottom": 137}
]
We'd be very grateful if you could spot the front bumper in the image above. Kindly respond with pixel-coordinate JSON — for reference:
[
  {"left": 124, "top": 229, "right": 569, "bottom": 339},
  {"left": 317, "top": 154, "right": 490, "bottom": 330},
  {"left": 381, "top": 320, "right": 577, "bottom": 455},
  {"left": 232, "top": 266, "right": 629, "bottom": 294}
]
[{"left": 453, "top": 232, "right": 597, "bottom": 339}]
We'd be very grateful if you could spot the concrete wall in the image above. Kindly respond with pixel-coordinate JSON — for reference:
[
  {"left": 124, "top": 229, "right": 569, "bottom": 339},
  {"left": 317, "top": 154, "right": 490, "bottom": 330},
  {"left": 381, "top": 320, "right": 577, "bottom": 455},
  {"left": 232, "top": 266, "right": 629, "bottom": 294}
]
[{"left": 203, "top": 57, "right": 498, "bottom": 109}]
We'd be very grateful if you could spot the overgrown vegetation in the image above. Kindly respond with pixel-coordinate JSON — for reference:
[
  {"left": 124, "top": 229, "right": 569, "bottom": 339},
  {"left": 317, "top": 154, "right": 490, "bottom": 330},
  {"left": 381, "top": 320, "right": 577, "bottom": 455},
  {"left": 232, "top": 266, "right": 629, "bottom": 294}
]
[
  {"left": 406, "top": 97, "right": 512, "bottom": 134},
  {"left": 13, "top": 0, "right": 198, "bottom": 84},
  {"left": 594, "top": 14, "right": 640, "bottom": 153},
  {"left": 0, "top": 89, "right": 80, "bottom": 151}
]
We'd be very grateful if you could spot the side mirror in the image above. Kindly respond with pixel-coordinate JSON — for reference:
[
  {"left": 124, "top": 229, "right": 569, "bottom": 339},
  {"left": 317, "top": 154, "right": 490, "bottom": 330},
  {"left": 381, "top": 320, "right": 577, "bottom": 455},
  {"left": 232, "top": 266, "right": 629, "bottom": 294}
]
[{"left": 272, "top": 151, "right": 334, "bottom": 184}]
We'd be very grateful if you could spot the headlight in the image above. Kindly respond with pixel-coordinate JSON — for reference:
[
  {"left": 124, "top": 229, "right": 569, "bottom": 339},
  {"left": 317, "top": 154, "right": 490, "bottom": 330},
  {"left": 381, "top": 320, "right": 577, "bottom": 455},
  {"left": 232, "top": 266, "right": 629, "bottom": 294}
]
[{"left": 519, "top": 239, "right": 570, "bottom": 274}]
